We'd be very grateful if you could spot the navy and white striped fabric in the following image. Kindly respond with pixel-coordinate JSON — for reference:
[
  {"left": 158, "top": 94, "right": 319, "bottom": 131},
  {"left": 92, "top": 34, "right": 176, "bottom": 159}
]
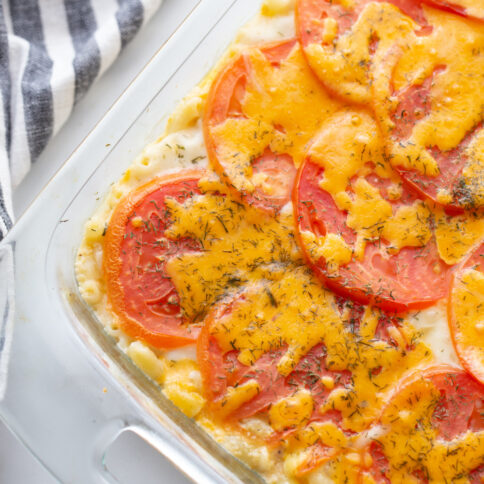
[{"left": 0, "top": 0, "right": 162, "bottom": 239}]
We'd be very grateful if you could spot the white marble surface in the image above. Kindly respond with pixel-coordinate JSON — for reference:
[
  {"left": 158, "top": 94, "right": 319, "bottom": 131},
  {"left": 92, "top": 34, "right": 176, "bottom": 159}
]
[{"left": 4, "top": 1, "right": 199, "bottom": 482}]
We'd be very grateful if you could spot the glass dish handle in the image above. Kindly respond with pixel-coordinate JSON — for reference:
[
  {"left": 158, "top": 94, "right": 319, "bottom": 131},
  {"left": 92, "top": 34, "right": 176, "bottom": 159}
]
[
  {"left": 0, "top": 302, "right": 137, "bottom": 483},
  {"left": 0, "top": 274, "right": 233, "bottom": 484}
]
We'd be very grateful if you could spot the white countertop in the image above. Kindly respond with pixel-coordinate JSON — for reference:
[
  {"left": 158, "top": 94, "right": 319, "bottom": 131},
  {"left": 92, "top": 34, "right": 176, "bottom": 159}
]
[{"left": 3, "top": 1, "right": 198, "bottom": 482}]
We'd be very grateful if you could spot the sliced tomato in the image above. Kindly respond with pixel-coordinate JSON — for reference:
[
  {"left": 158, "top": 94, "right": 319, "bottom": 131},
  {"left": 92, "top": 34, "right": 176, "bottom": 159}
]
[
  {"left": 297, "top": 0, "right": 430, "bottom": 47},
  {"left": 366, "top": 441, "right": 391, "bottom": 484},
  {"left": 289, "top": 299, "right": 412, "bottom": 478},
  {"left": 448, "top": 242, "right": 484, "bottom": 384},
  {"left": 423, "top": 0, "right": 484, "bottom": 21},
  {"left": 388, "top": 66, "right": 446, "bottom": 142},
  {"left": 294, "top": 159, "right": 450, "bottom": 311},
  {"left": 470, "top": 465, "right": 484, "bottom": 484},
  {"left": 295, "top": 0, "right": 432, "bottom": 105},
  {"left": 103, "top": 171, "right": 204, "bottom": 348},
  {"left": 425, "top": 367, "right": 484, "bottom": 438},
  {"left": 203, "top": 39, "right": 299, "bottom": 214},
  {"left": 295, "top": 443, "right": 340, "bottom": 477},
  {"left": 251, "top": 149, "right": 296, "bottom": 203},
  {"left": 197, "top": 291, "right": 351, "bottom": 423},
  {"left": 388, "top": 64, "right": 483, "bottom": 212},
  {"left": 369, "top": 366, "right": 484, "bottom": 482},
  {"left": 197, "top": 290, "right": 408, "bottom": 423}
]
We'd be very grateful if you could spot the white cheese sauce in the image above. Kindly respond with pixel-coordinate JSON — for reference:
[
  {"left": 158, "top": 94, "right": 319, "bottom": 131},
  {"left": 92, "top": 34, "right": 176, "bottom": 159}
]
[
  {"left": 409, "top": 302, "right": 460, "bottom": 367},
  {"left": 163, "top": 345, "right": 197, "bottom": 362},
  {"left": 237, "top": 9, "right": 295, "bottom": 44}
]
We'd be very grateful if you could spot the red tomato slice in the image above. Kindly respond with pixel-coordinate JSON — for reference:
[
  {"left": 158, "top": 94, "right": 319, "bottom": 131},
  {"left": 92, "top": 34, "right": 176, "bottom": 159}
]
[
  {"left": 470, "top": 465, "right": 484, "bottom": 484},
  {"left": 448, "top": 242, "right": 484, "bottom": 384},
  {"left": 388, "top": 65, "right": 484, "bottom": 213},
  {"left": 368, "top": 366, "right": 484, "bottom": 482},
  {"left": 367, "top": 441, "right": 392, "bottom": 484},
  {"left": 197, "top": 291, "right": 407, "bottom": 424},
  {"left": 203, "top": 40, "right": 298, "bottom": 214},
  {"left": 425, "top": 367, "right": 484, "bottom": 438},
  {"left": 297, "top": 0, "right": 430, "bottom": 48},
  {"left": 295, "top": 443, "right": 340, "bottom": 477},
  {"left": 294, "top": 159, "right": 450, "bottom": 311},
  {"left": 423, "top": 0, "right": 484, "bottom": 21},
  {"left": 197, "top": 291, "right": 351, "bottom": 423},
  {"left": 295, "top": 0, "right": 432, "bottom": 104},
  {"left": 103, "top": 171, "right": 204, "bottom": 348},
  {"left": 289, "top": 298, "right": 411, "bottom": 478}
]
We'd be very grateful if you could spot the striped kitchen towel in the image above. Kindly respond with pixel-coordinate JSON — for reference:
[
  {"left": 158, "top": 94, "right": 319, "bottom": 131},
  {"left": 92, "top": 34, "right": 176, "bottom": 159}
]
[
  {"left": 0, "top": 0, "right": 163, "bottom": 401},
  {"left": 0, "top": 0, "right": 163, "bottom": 240}
]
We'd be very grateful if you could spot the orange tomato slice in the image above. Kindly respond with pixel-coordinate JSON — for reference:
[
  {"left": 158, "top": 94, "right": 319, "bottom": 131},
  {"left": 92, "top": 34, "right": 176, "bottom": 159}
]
[
  {"left": 103, "top": 171, "right": 204, "bottom": 348},
  {"left": 448, "top": 242, "right": 484, "bottom": 384}
]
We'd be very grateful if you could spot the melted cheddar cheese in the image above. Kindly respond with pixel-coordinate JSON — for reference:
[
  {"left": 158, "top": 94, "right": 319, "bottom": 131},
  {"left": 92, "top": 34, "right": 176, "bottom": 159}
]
[
  {"left": 450, "top": 267, "right": 484, "bottom": 381},
  {"left": 309, "top": 110, "right": 391, "bottom": 205},
  {"left": 165, "top": 184, "right": 432, "bottom": 434},
  {"left": 303, "top": 109, "right": 436, "bottom": 261},
  {"left": 304, "top": 1, "right": 416, "bottom": 104},
  {"left": 164, "top": 179, "right": 301, "bottom": 322},
  {"left": 303, "top": 108, "right": 483, "bottom": 269},
  {"left": 434, "top": 209, "right": 484, "bottom": 265},
  {"left": 269, "top": 389, "right": 314, "bottom": 431},
  {"left": 462, "top": 128, "right": 484, "bottom": 208},
  {"left": 210, "top": 42, "right": 343, "bottom": 194},
  {"left": 378, "top": 376, "right": 484, "bottom": 483},
  {"left": 373, "top": 6, "right": 484, "bottom": 207}
]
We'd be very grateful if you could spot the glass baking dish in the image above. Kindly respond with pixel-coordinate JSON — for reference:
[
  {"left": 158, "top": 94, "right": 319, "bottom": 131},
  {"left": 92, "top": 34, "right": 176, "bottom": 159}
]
[{"left": 0, "top": 1, "right": 269, "bottom": 482}]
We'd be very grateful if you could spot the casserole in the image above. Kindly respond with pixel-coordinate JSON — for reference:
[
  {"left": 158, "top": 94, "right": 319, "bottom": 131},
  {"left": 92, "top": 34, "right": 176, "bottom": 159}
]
[
  {"left": 3, "top": 0, "right": 484, "bottom": 482},
  {"left": 74, "top": 0, "right": 484, "bottom": 479}
]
